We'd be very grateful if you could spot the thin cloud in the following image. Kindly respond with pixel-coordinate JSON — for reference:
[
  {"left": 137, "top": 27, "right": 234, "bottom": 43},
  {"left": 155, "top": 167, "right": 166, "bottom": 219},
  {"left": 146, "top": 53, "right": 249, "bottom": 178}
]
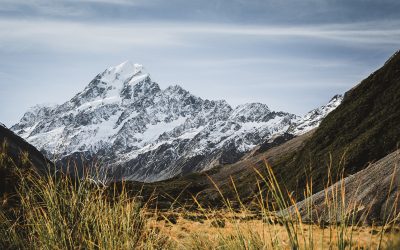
[
  {"left": 0, "top": 20, "right": 184, "bottom": 53},
  {"left": 182, "top": 56, "right": 365, "bottom": 70},
  {"left": 0, "top": 19, "right": 399, "bottom": 54},
  {"left": 0, "top": 0, "right": 147, "bottom": 18}
]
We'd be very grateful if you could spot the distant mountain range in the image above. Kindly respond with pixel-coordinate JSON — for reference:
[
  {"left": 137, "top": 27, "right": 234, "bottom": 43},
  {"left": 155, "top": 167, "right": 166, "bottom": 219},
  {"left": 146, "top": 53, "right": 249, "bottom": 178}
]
[{"left": 10, "top": 61, "right": 342, "bottom": 182}]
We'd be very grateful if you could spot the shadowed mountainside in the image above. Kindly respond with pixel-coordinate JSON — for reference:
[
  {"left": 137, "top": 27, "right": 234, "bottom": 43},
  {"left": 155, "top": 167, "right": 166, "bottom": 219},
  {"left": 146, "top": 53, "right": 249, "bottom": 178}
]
[
  {"left": 0, "top": 124, "right": 52, "bottom": 208},
  {"left": 268, "top": 50, "right": 400, "bottom": 197}
]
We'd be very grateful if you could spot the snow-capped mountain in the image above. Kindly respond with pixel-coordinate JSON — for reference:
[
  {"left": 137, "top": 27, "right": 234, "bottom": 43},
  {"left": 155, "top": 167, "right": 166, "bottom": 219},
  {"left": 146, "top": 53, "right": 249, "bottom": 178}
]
[
  {"left": 11, "top": 61, "right": 342, "bottom": 182},
  {"left": 287, "top": 94, "right": 343, "bottom": 135}
]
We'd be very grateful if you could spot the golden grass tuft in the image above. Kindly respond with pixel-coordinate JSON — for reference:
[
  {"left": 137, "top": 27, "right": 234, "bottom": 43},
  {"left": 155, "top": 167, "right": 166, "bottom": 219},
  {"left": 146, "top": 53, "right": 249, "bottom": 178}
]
[{"left": 0, "top": 169, "right": 170, "bottom": 249}]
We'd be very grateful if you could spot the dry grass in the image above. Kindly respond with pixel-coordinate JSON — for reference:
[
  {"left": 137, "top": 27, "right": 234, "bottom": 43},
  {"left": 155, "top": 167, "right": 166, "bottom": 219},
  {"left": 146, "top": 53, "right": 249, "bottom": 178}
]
[
  {"left": 151, "top": 211, "right": 399, "bottom": 249},
  {"left": 0, "top": 152, "right": 399, "bottom": 249},
  {"left": 0, "top": 169, "right": 171, "bottom": 249}
]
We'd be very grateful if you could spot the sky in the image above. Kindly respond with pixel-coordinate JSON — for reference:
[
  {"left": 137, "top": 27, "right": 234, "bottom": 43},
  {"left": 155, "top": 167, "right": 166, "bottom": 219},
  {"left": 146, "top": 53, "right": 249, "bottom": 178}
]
[{"left": 0, "top": 0, "right": 400, "bottom": 127}]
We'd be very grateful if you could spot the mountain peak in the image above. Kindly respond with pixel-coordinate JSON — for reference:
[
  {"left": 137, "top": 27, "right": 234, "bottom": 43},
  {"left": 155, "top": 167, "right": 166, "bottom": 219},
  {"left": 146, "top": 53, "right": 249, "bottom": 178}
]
[
  {"left": 111, "top": 61, "right": 144, "bottom": 76},
  {"left": 329, "top": 94, "right": 343, "bottom": 102},
  {"left": 108, "top": 60, "right": 143, "bottom": 75},
  {"left": 99, "top": 61, "right": 148, "bottom": 86}
]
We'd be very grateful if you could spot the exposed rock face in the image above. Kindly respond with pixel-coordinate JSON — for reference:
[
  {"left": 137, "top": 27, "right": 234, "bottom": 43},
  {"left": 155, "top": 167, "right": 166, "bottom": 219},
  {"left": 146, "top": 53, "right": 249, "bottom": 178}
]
[
  {"left": 255, "top": 133, "right": 295, "bottom": 154},
  {"left": 11, "top": 61, "right": 341, "bottom": 182},
  {"left": 283, "top": 150, "right": 400, "bottom": 224}
]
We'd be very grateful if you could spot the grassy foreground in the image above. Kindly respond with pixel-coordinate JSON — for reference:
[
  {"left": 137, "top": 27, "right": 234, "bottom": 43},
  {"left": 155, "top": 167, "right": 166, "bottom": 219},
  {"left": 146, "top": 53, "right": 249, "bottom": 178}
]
[{"left": 0, "top": 161, "right": 399, "bottom": 249}]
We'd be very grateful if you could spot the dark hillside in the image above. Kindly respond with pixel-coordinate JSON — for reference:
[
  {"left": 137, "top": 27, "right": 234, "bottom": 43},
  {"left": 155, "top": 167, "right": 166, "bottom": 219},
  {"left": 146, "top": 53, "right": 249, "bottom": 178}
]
[
  {"left": 272, "top": 50, "right": 400, "bottom": 196},
  {"left": 0, "top": 124, "right": 52, "bottom": 209}
]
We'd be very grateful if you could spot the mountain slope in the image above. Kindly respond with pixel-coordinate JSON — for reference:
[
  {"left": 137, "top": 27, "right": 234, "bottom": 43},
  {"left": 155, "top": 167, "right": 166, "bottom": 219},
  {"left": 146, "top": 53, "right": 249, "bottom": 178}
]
[
  {"left": 0, "top": 123, "right": 52, "bottom": 208},
  {"left": 11, "top": 61, "right": 341, "bottom": 182},
  {"left": 270, "top": 50, "right": 400, "bottom": 196},
  {"left": 284, "top": 149, "right": 400, "bottom": 224},
  {"left": 1, "top": 124, "right": 51, "bottom": 173}
]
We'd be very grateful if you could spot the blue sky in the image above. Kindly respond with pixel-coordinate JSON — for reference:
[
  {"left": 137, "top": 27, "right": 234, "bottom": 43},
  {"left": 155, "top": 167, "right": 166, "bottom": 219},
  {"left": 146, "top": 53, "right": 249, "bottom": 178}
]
[{"left": 1, "top": 0, "right": 400, "bottom": 126}]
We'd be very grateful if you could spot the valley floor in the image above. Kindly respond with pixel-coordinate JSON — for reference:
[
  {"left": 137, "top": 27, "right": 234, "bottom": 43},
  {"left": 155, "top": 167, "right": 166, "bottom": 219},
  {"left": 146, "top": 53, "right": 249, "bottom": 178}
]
[{"left": 149, "top": 210, "right": 400, "bottom": 249}]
